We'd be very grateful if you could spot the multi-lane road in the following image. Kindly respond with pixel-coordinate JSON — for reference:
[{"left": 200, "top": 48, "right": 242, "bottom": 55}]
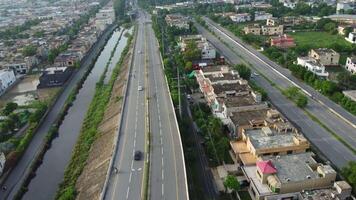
[
  {"left": 104, "top": 11, "right": 188, "bottom": 200},
  {"left": 195, "top": 18, "right": 356, "bottom": 168}
]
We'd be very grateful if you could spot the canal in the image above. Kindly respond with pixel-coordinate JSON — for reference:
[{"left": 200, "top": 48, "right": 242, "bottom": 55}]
[{"left": 22, "top": 28, "right": 128, "bottom": 200}]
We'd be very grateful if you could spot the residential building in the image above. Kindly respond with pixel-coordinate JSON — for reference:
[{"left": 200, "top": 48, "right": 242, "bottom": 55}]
[
  {"left": 261, "top": 25, "right": 284, "bottom": 36},
  {"left": 228, "top": 108, "right": 289, "bottom": 137},
  {"left": 280, "top": 0, "right": 297, "bottom": 9},
  {"left": 0, "top": 69, "right": 16, "bottom": 94},
  {"left": 254, "top": 11, "right": 272, "bottom": 21},
  {"left": 345, "top": 32, "right": 356, "bottom": 43},
  {"left": 179, "top": 35, "right": 216, "bottom": 59},
  {"left": 309, "top": 48, "right": 340, "bottom": 66},
  {"left": 242, "top": 152, "right": 337, "bottom": 200},
  {"left": 165, "top": 14, "right": 190, "bottom": 29},
  {"left": 230, "top": 126, "right": 309, "bottom": 165},
  {"left": 336, "top": 1, "right": 356, "bottom": 14},
  {"left": 54, "top": 53, "right": 80, "bottom": 67},
  {"left": 95, "top": 6, "right": 115, "bottom": 31},
  {"left": 270, "top": 34, "right": 295, "bottom": 48},
  {"left": 0, "top": 152, "right": 5, "bottom": 175},
  {"left": 297, "top": 57, "right": 329, "bottom": 77},
  {"left": 266, "top": 18, "right": 280, "bottom": 26},
  {"left": 296, "top": 181, "right": 352, "bottom": 200},
  {"left": 337, "top": 24, "right": 356, "bottom": 35},
  {"left": 37, "top": 67, "right": 74, "bottom": 88},
  {"left": 230, "top": 13, "right": 251, "bottom": 23},
  {"left": 244, "top": 24, "right": 262, "bottom": 35},
  {"left": 345, "top": 56, "right": 356, "bottom": 74}
]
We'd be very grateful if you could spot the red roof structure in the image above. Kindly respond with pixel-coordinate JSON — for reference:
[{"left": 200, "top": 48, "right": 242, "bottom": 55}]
[{"left": 257, "top": 160, "right": 277, "bottom": 174}]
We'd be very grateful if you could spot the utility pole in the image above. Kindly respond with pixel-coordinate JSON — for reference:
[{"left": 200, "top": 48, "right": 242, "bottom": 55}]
[{"left": 177, "top": 66, "right": 182, "bottom": 119}]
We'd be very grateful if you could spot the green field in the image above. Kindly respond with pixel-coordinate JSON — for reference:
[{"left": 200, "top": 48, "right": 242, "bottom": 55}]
[{"left": 289, "top": 31, "right": 353, "bottom": 48}]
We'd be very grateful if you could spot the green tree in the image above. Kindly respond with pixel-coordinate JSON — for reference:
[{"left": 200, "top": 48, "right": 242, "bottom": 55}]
[
  {"left": 234, "top": 64, "right": 251, "bottom": 80},
  {"left": 22, "top": 45, "right": 37, "bottom": 56},
  {"left": 183, "top": 41, "right": 201, "bottom": 62},
  {"left": 296, "top": 95, "right": 308, "bottom": 108},
  {"left": 323, "top": 22, "right": 336, "bottom": 33},
  {"left": 2, "top": 102, "right": 18, "bottom": 116},
  {"left": 341, "top": 161, "right": 356, "bottom": 194},
  {"left": 185, "top": 61, "right": 193, "bottom": 71},
  {"left": 224, "top": 175, "right": 240, "bottom": 192}
]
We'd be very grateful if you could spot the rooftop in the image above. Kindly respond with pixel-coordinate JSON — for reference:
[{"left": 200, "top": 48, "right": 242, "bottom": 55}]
[
  {"left": 312, "top": 48, "right": 338, "bottom": 55},
  {"left": 201, "top": 65, "right": 229, "bottom": 73},
  {"left": 244, "top": 127, "right": 304, "bottom": 150},
  {"left": 205, "top": 72, "right": 240, "bottom": 82},
  {"left": 230, "top": 108, "right": 269, "bottom": 126},
  {"left": 261, "top": 152, "right": 336, "bottom": 183},
  {"left": 212, "top": 82, "right": 250, "bottom": 95},
  {"left": 218, "top": 94, "right": 258, "bottom": 108}
]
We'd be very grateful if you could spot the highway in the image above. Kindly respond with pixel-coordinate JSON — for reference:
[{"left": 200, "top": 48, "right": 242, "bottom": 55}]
[
  {"left": 105, "top": 11, "right": 189, "bottom": 200},
  {"left": 105, "top": 15, "right": 146, "bottom": 200},
  {"left": 194, "top": 20, "right": 356, "bottom": 168},
  {"left": 146, "top": 14, "right": 188, "bottom": 200}
]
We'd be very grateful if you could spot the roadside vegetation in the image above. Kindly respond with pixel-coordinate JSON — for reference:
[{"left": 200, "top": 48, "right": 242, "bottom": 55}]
[
  {"left": 55, "top": 30, "right": 133, "bottom": 200},
  {"left": 282, "top": 87, "right": 308, "bottom": 108}
]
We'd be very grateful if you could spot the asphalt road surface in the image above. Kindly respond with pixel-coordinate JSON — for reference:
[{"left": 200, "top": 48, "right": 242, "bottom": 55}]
[
  {"left": 194, "top": 20, "right": 356, "bottom": 168},
  {"left": 105, "top": 17, "right": 146, "bottom": 200},
  {"left": 145, "top": 14, "right": 188, "bottom": 200},
  {"left": 105, "top": 11, "right": 188, "bottom": 200}
]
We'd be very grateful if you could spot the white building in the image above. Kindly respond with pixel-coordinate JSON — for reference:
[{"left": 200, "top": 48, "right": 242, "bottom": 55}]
[
  {"left": 280, "top": 0, "right": 297, "bottom": 9},
  {"left": 254, "top": 11, "right": 273, "bottom": 21},
  {"left": 345, "top": 32, "right": 356, "bottom": 43},
  {"left": 0, "top": 69, "right": 16, "bottom": 94},
  {"left": 95, "top": 7, "right": 116, "bottom": 31},
  {"left": 297, "top": 57, "right": 329, "bottom": 78},
  {"left": 0, "top": 152, "right": 5, "bottom": 175},
  {"left": 345, "top": 56, "right": 356, "bottom": 74},
  {"left": 201, "top": 42, "right": 216, "bottom": 59},
  {"left": 230, "top": 13, "right": 251, "bottom": 23},
  {"left": 336, "top": 1, "right": 355, "bottom": 14}
]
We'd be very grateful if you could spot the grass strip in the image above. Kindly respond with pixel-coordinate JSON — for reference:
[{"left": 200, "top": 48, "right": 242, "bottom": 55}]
[
  {"left": 55, "top": 30, "right": 134, "bottom": 200},
  {"left": 304, "top": 110, "right": 356, "bottom": 155}
]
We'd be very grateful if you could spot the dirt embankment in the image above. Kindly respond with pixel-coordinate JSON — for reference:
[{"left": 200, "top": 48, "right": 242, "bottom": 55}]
[{"left": 75, "top": 43, "right": 133, "bottom": 200}]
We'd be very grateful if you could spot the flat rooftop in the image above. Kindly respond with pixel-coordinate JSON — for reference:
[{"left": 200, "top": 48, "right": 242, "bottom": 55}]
[
  {"left": 201, "top": 65, "right": 229, "bottom": 73},
  {"left": 262, "top": 152, "right": 336, "bottom": 184},
  {"left": 205, "top": 72, "right": 239, "bottom": 82},
  {"left": 212, "top": 82, "right": 250, "bottom": 95},
  {"left": 218, "top": 94, "right": 257, "bottom": 108},
  {"left": 245, "top": 127, "right": 297, "bottom": 150},
  {"left": 230, "top": 108, "right": 269, "bottom": 126},
  {"left": 312, "top": 48, "right": 337, "bottom": 55}
]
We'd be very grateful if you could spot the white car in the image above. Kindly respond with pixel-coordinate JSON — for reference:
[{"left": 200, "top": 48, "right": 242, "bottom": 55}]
[
  {"left": 253, "top": 72, "right": 259, "bottom": 76},
  {"left": 138, "top": 86, "right": 143, "bottom": 91}
]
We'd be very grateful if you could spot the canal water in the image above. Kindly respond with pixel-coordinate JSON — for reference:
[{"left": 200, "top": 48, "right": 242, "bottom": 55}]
[
  {"left": 104, "top": 28, "right": 133, "bottom": 84},
  {"left": 22, "top": 28, "right": 128, "bottom": 200}
]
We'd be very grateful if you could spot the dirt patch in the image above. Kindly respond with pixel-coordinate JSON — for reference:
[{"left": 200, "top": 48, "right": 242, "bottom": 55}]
[
  {"left": 0, "top": 74, "right": 60, "bottom": 108},
  {"left": 75, "top": 45, "right": 133, "bottom": 200}
]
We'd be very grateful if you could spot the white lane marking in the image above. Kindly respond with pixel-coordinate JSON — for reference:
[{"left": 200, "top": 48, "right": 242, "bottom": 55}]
[
  {"left": 133, "top": 139, "right": 136, "bottom": 148},
  {"left": 129, "top": 172, "right": 132, "bottom": 183},
  {"left": 126, "top": 187, "right": 130, "bottom": 199},
  {"left": 162, "top": 183, "right": 165, "bottom": 197}
]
